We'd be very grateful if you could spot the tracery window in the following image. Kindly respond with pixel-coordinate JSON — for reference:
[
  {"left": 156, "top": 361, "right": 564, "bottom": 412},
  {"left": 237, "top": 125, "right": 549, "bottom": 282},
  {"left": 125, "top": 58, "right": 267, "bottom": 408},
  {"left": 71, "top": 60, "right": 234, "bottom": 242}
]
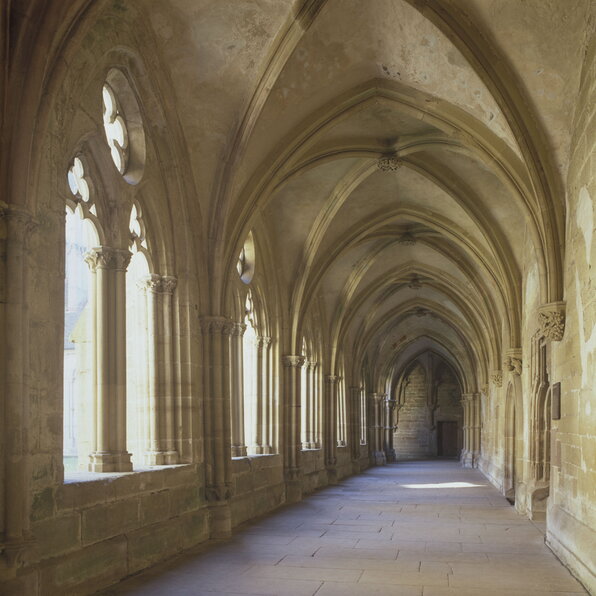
[
  {"left": 102, "top": 83, "right": 129, "bottom": 175},
  {"left": 62, "top": 68, "right": 180, "bottom": 475},
  {"left": 237, "top": 231, "right": 255, "bottom": 284}
]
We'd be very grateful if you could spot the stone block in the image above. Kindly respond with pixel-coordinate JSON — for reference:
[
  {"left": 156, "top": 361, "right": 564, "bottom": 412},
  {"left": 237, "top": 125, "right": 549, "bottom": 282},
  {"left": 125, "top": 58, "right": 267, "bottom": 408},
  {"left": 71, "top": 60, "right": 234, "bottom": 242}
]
[
  {"left": 179, "top": 509, "right": 210, "bottom": 550},
  {"left": 30, "top": 513, "right": 81, "bottom": 561},
  {"left": 31, "top": 487, "right": 55, "bottom": 522},
  {"left": 112, "top": 470, "right": 165, "bottom": 499},
  {"left": 169, "top": 484, "right": 201, "bottom": 515},
  {"left": 39, "top": 536, "right": 128, "bottom": 595},
  {"left": 59, "top": 479, "right": 110, "bottom": 511},
  {"left": 82, "top": 498, "right": 139, "bottom": 545},
  {"left": 162, "top": 464, "right": 200, "bottom": 487},
  {"left": 140, "top": 490, "right": 171, "bottom": 524},
  {"left": 0, "top": 569, "right": 39, "bottom": 596},
  {"left": 127, "top": 519, "right": 183, "bottom": 574}
]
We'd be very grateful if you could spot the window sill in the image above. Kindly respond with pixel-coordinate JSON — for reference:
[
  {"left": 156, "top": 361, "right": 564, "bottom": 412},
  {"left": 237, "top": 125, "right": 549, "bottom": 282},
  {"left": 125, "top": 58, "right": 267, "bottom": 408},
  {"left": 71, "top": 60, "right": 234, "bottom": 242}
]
[
  {"left": 231, "top": 453, "right": 278, "bottom": 461},
  {"left": 63, "top": 463, "right": 192, "bottom": 484}
]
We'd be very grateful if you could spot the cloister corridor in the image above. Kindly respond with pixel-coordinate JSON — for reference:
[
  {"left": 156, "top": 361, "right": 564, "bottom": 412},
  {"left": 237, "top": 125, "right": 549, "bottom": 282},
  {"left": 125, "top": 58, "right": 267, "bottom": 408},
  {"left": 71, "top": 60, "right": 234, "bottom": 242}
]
[{"left": 100, "top": 461, "right": 587, "bottom": 596}]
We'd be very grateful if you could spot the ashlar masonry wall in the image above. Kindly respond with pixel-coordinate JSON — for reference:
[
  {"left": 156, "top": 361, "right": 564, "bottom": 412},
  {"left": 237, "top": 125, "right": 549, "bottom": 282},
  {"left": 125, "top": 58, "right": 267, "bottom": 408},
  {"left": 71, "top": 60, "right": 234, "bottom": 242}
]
[{"left": 547, "top": 30, "right": 596, "bottom": 594}]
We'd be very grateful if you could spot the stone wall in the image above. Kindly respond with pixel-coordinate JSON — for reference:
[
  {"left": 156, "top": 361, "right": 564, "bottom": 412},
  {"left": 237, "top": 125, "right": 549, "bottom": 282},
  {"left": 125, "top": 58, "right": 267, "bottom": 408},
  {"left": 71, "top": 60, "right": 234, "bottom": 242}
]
[
  {"left": 3, "top": 466, "right": 209, "bottom": 595},
  {"left": 301, "top": 449, "right": 328, "bottom": 495},
  {"left": 395, "top": 365, "right": 432, "bottom": 459},
  {"left": 546, "top": 28, "right": 596, "bottom": 593},
  {"left": 230, "top": 456, "right": 285, "bottom": 527}
]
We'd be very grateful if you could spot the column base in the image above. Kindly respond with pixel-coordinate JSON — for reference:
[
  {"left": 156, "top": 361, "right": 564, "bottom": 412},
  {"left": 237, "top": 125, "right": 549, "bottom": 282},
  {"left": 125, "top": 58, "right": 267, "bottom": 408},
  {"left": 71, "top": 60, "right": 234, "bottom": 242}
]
[
  {"left": 326, "top": 466, "right": 338, "bottom": 484},
  {"left": 461, "top": 450, "right": 479, "bottom": 468},
  {"left": 1, "top": 532, "right": 35, "bottom": 568},
  {"left": 144, "top": 450, "right": 179, "bottom": 466},
  {"left": 371, "top": 451, "right": 386, "bottom": 466},
  {"left": 384, "top": 448, "right": 396, "bottom": 462},
  {"left": 208, "top": 501, "right": 232, "bottom": 539},
  {"left": 250, "top": 444, "right": 269, "bottom": 455},
  {"left": 231, "top": 445, "right": 247, "bottom": 457},
  {"left": 527, "top": 480, "right": 550, "bottom": 520},
  {"left": 88, "top": 451, "right": 133, "bottom": 473},
  {"left": 285, "top": 468, "right": 303, "bottom": 503}
]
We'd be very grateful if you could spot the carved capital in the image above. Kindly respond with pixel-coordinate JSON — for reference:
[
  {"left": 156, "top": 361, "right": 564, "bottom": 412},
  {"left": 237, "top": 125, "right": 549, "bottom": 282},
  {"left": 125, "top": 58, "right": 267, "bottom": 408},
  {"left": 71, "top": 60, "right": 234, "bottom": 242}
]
[
  {"left": 138, "top": 273, "right": 162, "bottom": 292},
  {"left": 205, "top": 484, "right": 231, "bottom": 502},
  {"left": 200, "top": 316, "right": 234, "bottom": 335},
  {"left": 538, "top": 301, "right": 565, "bottom": 341},
  {"left": 161, "top": 276, "right": 178, "bottom": 294},
  {"left": 377, "top": 155, "right": 402, "bottom": 172},
  {"left": 283, "top": 354, "right": 305, "bottom": 368},
  {"left": 325, "top": 374, "right": 338, "bottom": 384},
  {"left": 84, "top": 246, "right": 131, "bottom": 272},
  {"left": 256, "top": 336, "right": 271, "bottom": 350},
  {"left": 231, "top": 322, "right": 247, "bottom": 337},
  {"left": 490, "top": 370, "right": 503, "bottom": 387},
  {"left": 369, "top": 392, "right": 383, "bottom": 403},
  {"left": 0, "top": 204, "right": 38, "bottom": 243},
  {"left": 284, "top": 467, "right": 302, "bottom": 482},
  {"left": 504, "top": 349, "right": 522, "bottom": 375}
]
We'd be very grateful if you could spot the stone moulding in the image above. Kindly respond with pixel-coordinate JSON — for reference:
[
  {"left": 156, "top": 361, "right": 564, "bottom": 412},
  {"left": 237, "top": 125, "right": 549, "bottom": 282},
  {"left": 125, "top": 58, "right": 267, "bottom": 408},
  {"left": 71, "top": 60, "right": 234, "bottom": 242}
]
[{"left": 538, "top": 301, "right": 566, "bottom": 341}]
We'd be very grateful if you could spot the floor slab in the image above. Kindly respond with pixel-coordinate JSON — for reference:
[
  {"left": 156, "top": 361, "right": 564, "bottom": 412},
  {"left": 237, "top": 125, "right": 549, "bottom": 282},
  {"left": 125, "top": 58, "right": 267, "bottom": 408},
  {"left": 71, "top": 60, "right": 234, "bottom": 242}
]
[{"left": 99, "top": 461, "right": 588, "bottom": 596}]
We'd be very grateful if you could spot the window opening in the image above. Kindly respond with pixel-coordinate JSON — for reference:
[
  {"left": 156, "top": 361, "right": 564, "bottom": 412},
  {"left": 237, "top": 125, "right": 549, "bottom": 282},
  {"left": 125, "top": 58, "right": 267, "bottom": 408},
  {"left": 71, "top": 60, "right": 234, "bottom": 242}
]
[
  {"left": 63, "top": 157, "right": 99, "bottom": 473},
  {"left": 243, "top": 293, "right": 258, "bottom": 451}
]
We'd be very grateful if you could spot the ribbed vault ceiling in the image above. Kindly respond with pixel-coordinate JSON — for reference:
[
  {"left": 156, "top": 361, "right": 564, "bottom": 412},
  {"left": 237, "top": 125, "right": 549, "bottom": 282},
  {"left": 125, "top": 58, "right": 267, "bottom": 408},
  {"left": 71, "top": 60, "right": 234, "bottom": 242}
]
[{"left": 14, "top": 0, "right": 589, "bottom": 394}]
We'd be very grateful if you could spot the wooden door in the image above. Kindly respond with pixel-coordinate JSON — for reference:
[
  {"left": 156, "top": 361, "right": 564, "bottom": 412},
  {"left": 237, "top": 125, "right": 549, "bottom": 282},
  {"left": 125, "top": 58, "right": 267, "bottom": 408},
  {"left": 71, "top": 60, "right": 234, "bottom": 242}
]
[{"left": 438, "top": 421, "right": 458, "bottom": 457}]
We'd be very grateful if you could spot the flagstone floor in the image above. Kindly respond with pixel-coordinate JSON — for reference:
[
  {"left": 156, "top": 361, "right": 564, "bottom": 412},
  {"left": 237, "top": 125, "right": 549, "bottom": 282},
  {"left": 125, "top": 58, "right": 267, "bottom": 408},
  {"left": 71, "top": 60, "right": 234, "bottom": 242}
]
[{"left": 100, "top": 460, "right": 588, "bottom": 596}]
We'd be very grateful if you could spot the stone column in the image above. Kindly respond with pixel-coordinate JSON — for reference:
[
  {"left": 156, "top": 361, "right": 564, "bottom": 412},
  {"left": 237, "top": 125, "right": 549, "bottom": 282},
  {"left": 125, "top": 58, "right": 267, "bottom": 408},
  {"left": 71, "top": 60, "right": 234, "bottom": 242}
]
[
  {"left": 140, "top": 275, "right": 179, "bottom": 465},
  {"left": 350, "top": 386, "right": 362, "bottom": 471},
  {"left": 250, "top": 336, "right": 270, "bottom": 454},
  {"left": 324, "top": 375, "right": 338, "bottom": 482},
  {"left": 369, "top": 393, "right": 386, "bottom": 465},
  {"left": 384, "top": 396, "right": 397, "bottom": 462},
  {"left": 1, "top": 205, "right": 36, "bottom": 566},
  {"left": 200, "top": 316, "right": 234, "bottom": 537},
  {"left": 230, "top": 323, "right": 246, "bottom": 457},
  {"left": 258, "top": 337, "right": 272, "bottom": 454},
  {"left": 311, "top": 362, "right": 320, "bottom": 448},
  {"left": 85, "top": 247, "right": 133, "bottom": 473},
  {"left": 301, "top": 360, "right": 313, "bottom": 449},
  {"left": 337, "top": 377, "right": 346, "bottom": 447},
  {"left": 461, "top": 392, "right": 480, "bottom": 468},
  {"left": 282, "top": 355, "right": 305, "bottom": 502}
]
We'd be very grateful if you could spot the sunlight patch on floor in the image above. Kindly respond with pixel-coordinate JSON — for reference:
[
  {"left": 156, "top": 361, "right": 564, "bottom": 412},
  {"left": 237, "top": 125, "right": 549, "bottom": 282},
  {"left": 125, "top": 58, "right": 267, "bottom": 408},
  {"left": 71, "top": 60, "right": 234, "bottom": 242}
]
[{"left": 401, "top": 482, "right": 486, "bottom": 488}]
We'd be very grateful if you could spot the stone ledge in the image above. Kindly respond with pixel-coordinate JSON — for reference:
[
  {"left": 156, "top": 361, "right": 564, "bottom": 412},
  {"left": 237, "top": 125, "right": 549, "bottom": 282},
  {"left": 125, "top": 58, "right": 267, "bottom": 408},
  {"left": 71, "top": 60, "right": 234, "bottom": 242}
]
[{"left": 58, "top": 464, "right": 198, "bottom": 511}]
